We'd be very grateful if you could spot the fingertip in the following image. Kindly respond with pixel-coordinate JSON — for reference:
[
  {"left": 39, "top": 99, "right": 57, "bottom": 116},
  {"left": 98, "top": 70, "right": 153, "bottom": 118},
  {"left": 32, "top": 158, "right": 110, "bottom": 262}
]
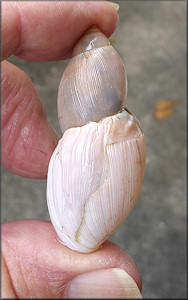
[
  {"left": 99, "top": 240, "right": 142, "bottom": 292},
  {"left": 2, "top": 1, "right": 119, "bottom": 61},
  {"left": 87, "top": 1, "right": 119, "bottom": 38},
  {"left": 66, "top": 268, "right": 142, "bottom": 298},
  {"left": 2, "top": 220, "right": 142, "bottom": 298}
]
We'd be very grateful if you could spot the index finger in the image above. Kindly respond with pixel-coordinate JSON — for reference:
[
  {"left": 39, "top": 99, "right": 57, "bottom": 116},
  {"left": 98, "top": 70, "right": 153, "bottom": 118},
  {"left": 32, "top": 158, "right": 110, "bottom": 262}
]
[{"left": 2, "top": 1, "right": 119, "bottom": 61}]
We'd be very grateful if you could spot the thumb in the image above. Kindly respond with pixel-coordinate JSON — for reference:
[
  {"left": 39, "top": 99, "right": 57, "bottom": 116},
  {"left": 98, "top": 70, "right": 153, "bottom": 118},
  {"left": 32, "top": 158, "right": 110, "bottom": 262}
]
[
  {"left": 2, "top": 220, "right": 142, "bottom": 298},
  {"left": 65, "top": 268, "right": 142, "bottom": 298}
]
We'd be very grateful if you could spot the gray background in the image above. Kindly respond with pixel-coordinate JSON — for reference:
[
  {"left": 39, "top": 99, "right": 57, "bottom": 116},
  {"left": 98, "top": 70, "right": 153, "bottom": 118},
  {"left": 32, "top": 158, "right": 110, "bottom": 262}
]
[{"left": 2, "top": 1, "right": 187, "bottom": 298}]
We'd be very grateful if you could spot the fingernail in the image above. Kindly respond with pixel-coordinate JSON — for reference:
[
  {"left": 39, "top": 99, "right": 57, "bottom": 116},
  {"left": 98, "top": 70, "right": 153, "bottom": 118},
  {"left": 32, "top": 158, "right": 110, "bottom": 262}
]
[
  {"left": 66, "top": 268, "right": 142, "bottom": 298},
  {"left": 104, "top": 1, "right": 120, "bottom": 12}
]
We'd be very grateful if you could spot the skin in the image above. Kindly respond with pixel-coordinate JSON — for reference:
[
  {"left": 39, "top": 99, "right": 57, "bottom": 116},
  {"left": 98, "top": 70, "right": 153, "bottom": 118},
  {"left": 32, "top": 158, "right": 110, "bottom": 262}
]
[{"left": 2, "top": 1, "right": 142, "bottom": 298}]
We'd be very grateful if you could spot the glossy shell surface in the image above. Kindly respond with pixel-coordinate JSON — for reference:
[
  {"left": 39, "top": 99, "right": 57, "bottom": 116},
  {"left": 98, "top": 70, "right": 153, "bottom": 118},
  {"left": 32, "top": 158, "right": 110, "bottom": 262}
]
[{"left": 57, "top": 28, "right": 127, "bottom": 133}]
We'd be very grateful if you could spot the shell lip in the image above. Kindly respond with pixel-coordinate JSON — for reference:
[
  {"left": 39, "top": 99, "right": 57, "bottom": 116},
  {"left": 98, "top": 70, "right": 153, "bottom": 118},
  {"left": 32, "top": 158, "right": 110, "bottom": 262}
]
[
  {"left": 99, "top": 108, "right": 144, "bottom": 134},
  {"left": 123, "top": 107, "right": 144, "bottom": 134},
  {"left": 62, "top": 108, "right": 144, "bottom": 143}
]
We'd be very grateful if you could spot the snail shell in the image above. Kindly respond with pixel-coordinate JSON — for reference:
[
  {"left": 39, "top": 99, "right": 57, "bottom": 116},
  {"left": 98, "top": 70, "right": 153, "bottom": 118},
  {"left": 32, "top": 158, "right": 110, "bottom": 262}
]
[
  {"left": 47, "top": 27, "right": 146, "bottom": 253},
  {"left": 47, "top": 110, "right": 146, "bottom": 253},
  {"left": 57, "top": 26, "right": 127, "bottom": 133}
]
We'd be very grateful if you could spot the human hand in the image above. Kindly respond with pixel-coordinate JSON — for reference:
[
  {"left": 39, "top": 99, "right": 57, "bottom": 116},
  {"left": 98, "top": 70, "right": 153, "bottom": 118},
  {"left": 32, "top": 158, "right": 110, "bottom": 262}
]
[{"left": 2, "top": 2, "right": 142, "bottom": 298}]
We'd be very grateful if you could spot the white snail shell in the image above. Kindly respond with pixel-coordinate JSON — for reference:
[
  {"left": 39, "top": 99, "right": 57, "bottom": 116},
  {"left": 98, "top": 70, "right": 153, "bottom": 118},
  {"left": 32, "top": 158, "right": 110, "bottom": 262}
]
[
  {"left": 47, "top": 27, "right": 146, "bottom": 253},
  {"left": 57, "top": 26, "right": 127, "bottom": 133},
  {"left": 47, "top": 110, "right": 146, "bottom": 253}
]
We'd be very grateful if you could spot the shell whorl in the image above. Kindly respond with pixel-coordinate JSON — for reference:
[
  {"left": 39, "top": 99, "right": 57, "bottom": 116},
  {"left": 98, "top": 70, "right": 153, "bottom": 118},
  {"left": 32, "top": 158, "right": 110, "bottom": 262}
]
[
  {"left": 47, "top": 109, "right": 146, "bottom": 253},
  {"left": 57, "top": 27, "right": 127, "bottom": 134}
]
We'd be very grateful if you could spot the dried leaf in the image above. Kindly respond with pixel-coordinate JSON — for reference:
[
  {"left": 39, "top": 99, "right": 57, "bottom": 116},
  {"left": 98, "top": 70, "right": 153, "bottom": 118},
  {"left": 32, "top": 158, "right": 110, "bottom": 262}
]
[{"left": 154, "top": 99, "right": 180, "bottom": 120}]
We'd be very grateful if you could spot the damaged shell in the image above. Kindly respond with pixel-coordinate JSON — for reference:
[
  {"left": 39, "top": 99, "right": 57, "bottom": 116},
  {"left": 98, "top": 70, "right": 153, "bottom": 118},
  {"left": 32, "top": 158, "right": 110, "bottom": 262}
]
[
  {"left": 47, "top": 110, "right": 146, "bottom": 253},
  {"left": 57, "top": 26, "right": 127, "bottom": 134}
]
